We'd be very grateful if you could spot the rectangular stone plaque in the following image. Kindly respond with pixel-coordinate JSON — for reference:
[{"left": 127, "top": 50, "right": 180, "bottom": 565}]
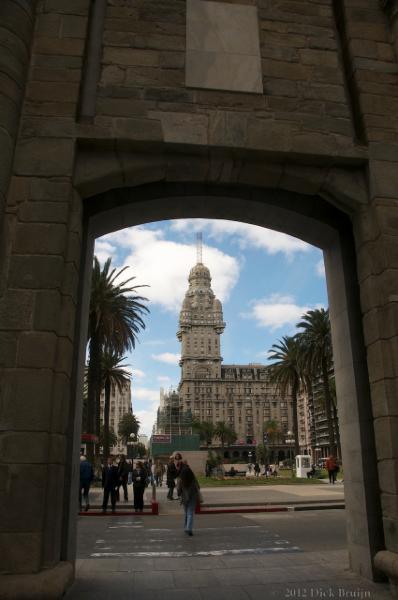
[{"left": 186, "top": 0, "right": 263, "bottom": 94}]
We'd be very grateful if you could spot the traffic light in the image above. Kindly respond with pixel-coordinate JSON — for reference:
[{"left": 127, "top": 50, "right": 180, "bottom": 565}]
[{"left": 263, "top": 432, "right": 269, "bottom": 444}]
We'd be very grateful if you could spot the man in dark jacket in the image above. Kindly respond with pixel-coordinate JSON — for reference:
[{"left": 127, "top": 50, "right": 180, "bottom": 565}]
[
  {"left": 116, "top": 454, "right": 130, "bottom": 502},
  {"left": 102, "top": 457, "right": 119, "bottom": 513},
  {"left": 79, "top": 455, "right": 94, "bottom": 511},
  {"left": 166, "top": 457, "right": 178, "bottom": 500}
]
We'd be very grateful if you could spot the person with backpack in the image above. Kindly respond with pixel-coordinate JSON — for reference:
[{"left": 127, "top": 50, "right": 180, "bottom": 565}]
[
  {"left": 166, "top": 456, "right": 177, "bottom": 500},
  {"left": 79, "top": 455, "right": 93, "bottom": 512},
  {"left": 101, "top": 457, "right": 119, "bottom": 513},
  {"left": 177, "top": 465, "right": 201, "bottom": 536}
]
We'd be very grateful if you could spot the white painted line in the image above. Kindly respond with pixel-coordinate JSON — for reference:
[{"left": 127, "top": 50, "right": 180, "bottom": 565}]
[{"left": 90, "top": 547, "right": 301, "bottom": 558}]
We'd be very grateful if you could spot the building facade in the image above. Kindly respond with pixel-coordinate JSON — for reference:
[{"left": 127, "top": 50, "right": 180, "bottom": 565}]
[
  {"left": 99, "top": 379, "right": 132, "bottom": 455},
  {"left": 176, "top": 260, "right": 294, "bottom": 459}
]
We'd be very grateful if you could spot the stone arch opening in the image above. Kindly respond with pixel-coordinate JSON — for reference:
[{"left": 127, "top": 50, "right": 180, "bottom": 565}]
[{"left": 65, "top": 172, "right": 383, "bottom": 583}]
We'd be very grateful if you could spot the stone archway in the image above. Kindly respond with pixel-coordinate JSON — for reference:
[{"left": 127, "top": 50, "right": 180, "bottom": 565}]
[{"left": 63, "top": 153, "right": 383, "bottom": 586}]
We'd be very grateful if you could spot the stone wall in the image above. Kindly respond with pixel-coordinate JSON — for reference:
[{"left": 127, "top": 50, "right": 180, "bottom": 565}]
[{"left": 0, "top": 0, "right": 397, "bottom": 597}]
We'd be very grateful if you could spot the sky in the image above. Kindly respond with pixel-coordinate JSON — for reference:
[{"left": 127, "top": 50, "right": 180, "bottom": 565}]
[{"left": 95, "top": 219, "right": 328, "bottom": 435}]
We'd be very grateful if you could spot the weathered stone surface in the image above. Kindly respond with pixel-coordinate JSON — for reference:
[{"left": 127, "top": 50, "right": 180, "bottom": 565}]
[
  {"left": 14, "top": 138, "right": 75, "bottom": 176},
  {"left": 0, "top": 532, "right": 42, "bottom": 574},
  {"left": 14, "top": 223, "right": 67, "bottom": 255},
  {"left": 0, "top": 290, "right": 34, "bottom": 330}
]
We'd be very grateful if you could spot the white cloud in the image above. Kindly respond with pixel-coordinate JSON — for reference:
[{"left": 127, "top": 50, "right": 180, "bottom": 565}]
[
  {"left": 131, "top": 369, "right": 145, "bottom": 379},
  {"left": 316, "top": 259, "right": 326, "bottom": 278},
  {"left": 169, "top": 219, "right": 311, "bottom": 258},
  {"left": 95, "top": 239, "right": 118, "bottom": 264},
  {"left": 245, "top": 294, "right": 311, "bottom": 332},
  {"left": 157, "top": 375, "right": 172, "bottom": 383},
  {"left": 152, "top": 352, "right": 181, "bottom": 365},
  {"left": 97, "top": 225, "right": 240, "bottom": 313},
  {"left": 131, "top": 386, "right": 160, "bottom": 435}
]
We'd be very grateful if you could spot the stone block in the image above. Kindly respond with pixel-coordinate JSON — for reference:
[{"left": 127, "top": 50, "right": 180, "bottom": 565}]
[
  {"left": 0, "top": 532, "right": 42, "bottom": 574},
  {"left": 55, "top": 336, "right": 74, "bottom": 375},
  {"left": 96, "top": 97, "right": 154, "bottom": 117},
  {"left": 33, "top": 290, "right": 61, "bottom": 332},
  {"left": 103, "top": 47, "right": 159, "bottom": 67},
  {"left": 19, "top": 200, "right": 70, "bottom": 224},
  {"left": 124, "top": 65, "right": 184, "bottom": 87},
  {"left": 27, "top": 81, "right": 80, "bottom": 104},
  {"left": 371, "top": 378, "right": 398, "bottom": 419},
  {"left": 148, "top": 110, "right": 208, "bottom": 144},
  {"left": 299, "top": 48, "right": 339, "bottom": 67},
  {"left": 0, "top": 368, "right": 54, "bottom": 431},
  {"left": 363, "top": 303, "right": 398, "bottom": 348},
  {"left": 51, "top": 372, "right": 71, "bottom": 433},
  {"left": 29, "top": 178, "right": 71, "bottom": 201},
  {"left": 24, "top": 100, "right": 77, "bottom": 117},
  {"left": 261, "top": 58, "right": 310, "bottom": 81},
  {"left": 0, "top": 431, "right": 50, "bottom": 464},
  {"left": 367, "top": 338, "right": 398, "bottom": 384},
  {"left": 44, "top": 0, "right": 90, "bottom": 15},
  {"left": 0, "top": 333, "right": 18, "bottom": 367},
  {"left": 60, "top": 262, "right": 79, "bottom": 301},
  {"left": 246, "top": 118, "right": 294, "bottom": 152},
  {"left": 359, "top": 270, "right": 398, "bottom": 314},
  {"left": 369, "top": 160, "right": 398, "bottom": 199},
  {"left": 378, "top": 459, "right": 398, "bottom": 494},
  {"left": 383, "top": 517, "right": 398, "bottom": 554},
  {"left": 208, "top": 110, "right": 248, "bottom": 147},
  {"left": 100, "top": 65, "right": 125, "bottom": 85},
  {"left": 14, "top": 138, "right": 75, "bottom": 176},
  {"left": 14, "top": 222, "right": 68, "bottom": 255},
  {"left": 35, "top": 36, "right": 85, "bottom": 57},
  {"left": 374, "top": 417, "right": 398, "bottom": 460},
  {"left": 0, "top": 289, "right": 34, "bottom": 330},
  {"left": 42, "top": 465, "right": 65, "bottom": 565},
  {"left": 59, "top": 14, "right": 88, "bottom": 39},
  {"left": 0, "top": 464, "right": 47, "bottom": 532},
  {"left": 381, "top": 493, "right": 398, "bottom": 519},
  {"left": 16, "top": 331, "right": 57, "bottom": 368},
  {"left": 159, "top": 51, "right": 185, "bottom": 69},
  {"left": 263, "top": 78, "right": 297, "bottom": 97}
]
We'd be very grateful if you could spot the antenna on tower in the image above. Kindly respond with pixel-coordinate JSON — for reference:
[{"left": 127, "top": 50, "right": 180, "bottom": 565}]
[{"left": 196, "top": 232, "right": 203, "bottom": 264}]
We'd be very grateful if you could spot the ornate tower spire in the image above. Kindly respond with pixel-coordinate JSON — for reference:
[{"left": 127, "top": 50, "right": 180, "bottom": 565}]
[{"left": 196, "top": 232, "right": 203, "bottom": 264}]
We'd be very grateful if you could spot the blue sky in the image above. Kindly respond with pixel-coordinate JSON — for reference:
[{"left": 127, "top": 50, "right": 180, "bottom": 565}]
[{"left": 95, "top": 219, "right": 327, "bottom": 435}]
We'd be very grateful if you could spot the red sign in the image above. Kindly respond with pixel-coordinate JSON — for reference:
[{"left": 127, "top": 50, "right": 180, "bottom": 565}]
[
  {"left": 152, "top": 434, "right": 171, "bottom": 443},
  {"left": 81, "top": 433, "right": 98, "bottom": 442}
]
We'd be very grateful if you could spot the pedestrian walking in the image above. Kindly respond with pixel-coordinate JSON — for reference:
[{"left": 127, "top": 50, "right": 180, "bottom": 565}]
[
  {"left": 117, "top": 454, "right": 130, "bottom": 501},
  {"left": 177, "top": 465, "right": 201, "bottom": 536},
  {"left": 154, "top": 460, "right": 165, "bottom": 486},
  {"left": 248, "top": 463, "right": 253, "bottom": 474},
  {"left": 325, "top": 455, "right": 338, "bottom": 484},
  {"left": 166, "top": 456, "right": 178, "bottom": 500},
  {"left": 132, "top": 461, "right": 147, "bottom": 512},
  {"left": 102, "top": 457, "right": 119, "bottom": 513},
  {"left": 79, "top": 455, "right": 93, "bottom": 512},
  {"left": 254, "top": 462, "right": 260, "bottom": 477}
]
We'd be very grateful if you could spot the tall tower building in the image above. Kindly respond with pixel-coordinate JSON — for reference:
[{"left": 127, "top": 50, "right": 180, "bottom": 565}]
[
  {"left": 177, "top": 257, "right": 225, "bottom": 382},
  {"left": 176, "top": 240, "right": 295, "bottom": 461}
]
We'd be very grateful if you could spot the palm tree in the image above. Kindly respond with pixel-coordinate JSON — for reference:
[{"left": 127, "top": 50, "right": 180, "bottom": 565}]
[
  {"left": 192, "top": 419, "right": 215, "bottom": 446},
  {"left": 118, "top": 412, "right": 140, "bottom": 446},
  {"left": 263, "top": 419, "right": 281, "bottom": 444},
  {"left": 296, "top": 308, "right": 336, "bottom": 456},
  {"left": 101, "top": 350, "right": 131, "bottom": 460},
  {"left": 86, "top": 256, "right": 149, "bottom": 461},
  {"left": 268, "top": 336, "right": 303, "bottom": 457},
  {"left": 214, "top": 421, "right": 237, "bottom": 459}
]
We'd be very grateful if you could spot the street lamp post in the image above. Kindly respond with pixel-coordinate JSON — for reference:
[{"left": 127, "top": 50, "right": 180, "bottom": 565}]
[{"left": 285, "top": 430, "right": 295, "bottom": 472}]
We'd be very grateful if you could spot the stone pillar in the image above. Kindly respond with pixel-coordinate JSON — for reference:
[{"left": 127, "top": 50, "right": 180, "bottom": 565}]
[
  {"left": 0, "top": 0, "right": 90, "bottom": 597},
  {"left": 380, "top": 0, "right": 398, "bottom": 59},
  {"left": 355, "top": 166, "right": 398, "bottom": 592},
  {"left": 0, "top": 0, "right": 37, "bottom": 292}
]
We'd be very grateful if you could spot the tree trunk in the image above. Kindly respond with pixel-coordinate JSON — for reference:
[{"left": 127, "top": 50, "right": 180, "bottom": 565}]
[
  {"left": 292, "top": 382, "right": 300, "bottom": 458},
  {"left": 332, "top": 401, "right": 341, "bottom": 459},
  {"left": 322, "top": 363, "right": 336, "bottom": 456},
  {"left": 103, "top": 377, "right": 111, "bottom": 460},
  {"left": 86, "top": 335, "right": 101, "bottom": 463}
]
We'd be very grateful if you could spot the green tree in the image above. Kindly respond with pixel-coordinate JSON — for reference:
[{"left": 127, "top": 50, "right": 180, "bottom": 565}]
[
  {"left": 256, "top": 442, "right": 269, "bottom": 465},
  {"left": 85, "top": 256, "right": 149, "bottom": 461},
  {"left": 296, "top": 308, "right": 336, "bottom": 456},
  {"left": 214, "top": 421, "right": 237, "bottom": 458},
  {"left": 118, "top": 412, "right": 140, "bottom": 446},
  {"left": 263, "top": 419, "right": 281, "bottom": 444},
  {"left": 99, "top": 425, "right": 118, "bottom": 450},
  {"left": 101, "top": 350, "right": 131, "bottom": 460},
  {"left": 268, "top": 336, "right": 303, "bottom": 457},
  {"left": 192, "top": 419, "right": 215, "bottom": 446}
]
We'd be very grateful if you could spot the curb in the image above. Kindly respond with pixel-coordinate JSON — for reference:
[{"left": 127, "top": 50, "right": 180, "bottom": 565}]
[{"left": 196, "top": 503, "right": 345, "bottom": 515}]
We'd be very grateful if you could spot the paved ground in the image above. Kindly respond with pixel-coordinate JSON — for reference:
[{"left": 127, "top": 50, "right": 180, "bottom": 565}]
[
  {"left": 86, "top": 482, "right": 345, "bottom": 513},
  {"left": 65, "top": 509, "right": 393, "bottom": 600}
]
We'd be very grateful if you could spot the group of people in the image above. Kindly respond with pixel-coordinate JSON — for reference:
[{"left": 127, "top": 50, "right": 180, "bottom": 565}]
[{"left": 79, "top": 451, "right": 201, "bottom": 535}]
